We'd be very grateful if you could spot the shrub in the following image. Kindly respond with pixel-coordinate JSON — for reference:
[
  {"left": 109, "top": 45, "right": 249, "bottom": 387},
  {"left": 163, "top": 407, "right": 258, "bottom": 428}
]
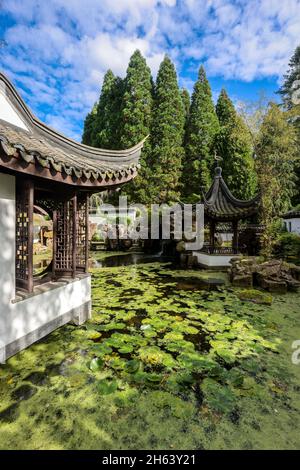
[
  {"left": 275, "top": 232, "right": 300, "bottom": 260},
  {"left": 91, "top": 232, "right": 102, "bottom": 242}
]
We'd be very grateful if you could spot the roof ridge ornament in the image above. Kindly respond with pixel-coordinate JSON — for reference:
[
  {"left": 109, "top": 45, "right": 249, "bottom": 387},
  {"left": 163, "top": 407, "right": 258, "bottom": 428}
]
[{"left": 214, "top": 151, "right": 223, "bottom": 176}]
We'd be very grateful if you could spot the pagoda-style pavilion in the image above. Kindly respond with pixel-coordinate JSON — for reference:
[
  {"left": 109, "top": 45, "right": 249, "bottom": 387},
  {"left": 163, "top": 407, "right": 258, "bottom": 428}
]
[
  {"left": 0, "top": 72, "right": 145, "bottom": 362},
  {"left": 193, "top": 166, "right": 260, "bottom": 268}
]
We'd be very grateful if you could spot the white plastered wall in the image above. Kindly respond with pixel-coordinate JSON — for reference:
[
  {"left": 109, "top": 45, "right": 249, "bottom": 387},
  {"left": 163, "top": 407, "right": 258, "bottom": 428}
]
[
  {"left": 0, "top": 173, "right": 16, "bottom": 362},
  {"left": 0, "top": 81, "right": 29, "bottom": 131},
  {"left": 284, "top": 218, "right": 300, "bottom": 235},
  {"left": 0, "top": 172, "right": 91, "bottom": 362},
  {"left": 193, "top": 251, "right": 240, "bottom": 268}
]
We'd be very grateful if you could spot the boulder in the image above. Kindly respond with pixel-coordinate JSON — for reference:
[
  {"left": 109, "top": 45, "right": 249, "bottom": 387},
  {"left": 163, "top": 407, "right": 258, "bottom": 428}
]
[
  {"left": 258, "top": 277, "right": 287, "bottom": 294},
  {"left": 229, "top": 257, "right": 299, "bottom": 294},
  {"left": 237, "top": 289, "right": 272, "bottom": 305},
  {"left": 232, "top": 274, "right": 253, "bottom": 288}
]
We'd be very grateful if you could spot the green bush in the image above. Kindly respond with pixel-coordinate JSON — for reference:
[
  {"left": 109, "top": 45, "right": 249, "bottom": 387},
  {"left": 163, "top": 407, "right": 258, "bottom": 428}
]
[
  {"left": 91, "top": 232, "right": 103, "bottom": 242},
  {"left": 275, "top": 232, "right": 300, "bottom": 260}
]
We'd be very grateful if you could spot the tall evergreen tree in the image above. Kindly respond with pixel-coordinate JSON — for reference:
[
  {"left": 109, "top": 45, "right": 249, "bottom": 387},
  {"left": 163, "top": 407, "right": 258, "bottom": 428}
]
[
  {"left": 119, "top": 50, "right": 153, "bottom": 203},
  {"left": 255, "top": 103, "right": 298, "bottom": 257},
  {"left": 92, "top": 70, "right": 124, "bottom": 149},
  {"left": 216, "top": 89, "right": 257, "bottom": 199},
  {"left": 278, "top": 45, "right": 300, "bottom": 205},
  {"left": 181, "top": 88, "right": 190, "bottom": 119},
  {"left": 151, "top": 56, "right": 185, "bottom": 204},
  {"left": 82, "top": 103, "right": 97, "bottom": 145},
  {"left": 278, "top": 45, "right": 300, "bottom": 112},
  {"left": 181, "top": 87, "right": 190, "bottom": 148},
  {"left": 183, "top": 66, "right": 219, "bottom": 199}
]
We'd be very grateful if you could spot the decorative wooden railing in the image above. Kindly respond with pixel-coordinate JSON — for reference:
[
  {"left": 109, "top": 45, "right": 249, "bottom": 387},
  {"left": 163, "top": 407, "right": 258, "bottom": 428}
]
[{"left": 201, "top": 245, "right": 238, "bottom": 255}]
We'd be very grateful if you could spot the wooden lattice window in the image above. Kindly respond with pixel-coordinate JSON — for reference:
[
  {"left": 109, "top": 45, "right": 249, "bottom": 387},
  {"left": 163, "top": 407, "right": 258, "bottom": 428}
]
[
  {"left": 16, "top": 179, "right": 34, "bottom": 292},
  {"left": 76, "top": 193, "right": 89, "bottom": 273},
  {"left": 53, "top": 199, "right": 75, "bottom": 276}
]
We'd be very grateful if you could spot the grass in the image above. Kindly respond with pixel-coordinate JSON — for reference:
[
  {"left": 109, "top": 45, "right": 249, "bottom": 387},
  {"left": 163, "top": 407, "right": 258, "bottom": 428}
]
[{"left": 0, "top": 259, "right": 300, "bottom": 449}]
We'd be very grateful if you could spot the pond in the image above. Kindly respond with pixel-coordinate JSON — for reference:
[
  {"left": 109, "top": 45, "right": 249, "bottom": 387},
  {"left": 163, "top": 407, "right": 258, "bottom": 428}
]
[{"left": 0, "top": 253, "right": 300, "bottom": 450}]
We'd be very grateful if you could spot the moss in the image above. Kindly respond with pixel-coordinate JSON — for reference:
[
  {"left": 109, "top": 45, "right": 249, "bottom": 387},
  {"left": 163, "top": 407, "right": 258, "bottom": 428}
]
[{"left": 237, "top": 289, "right": 273, "bottom": 305}]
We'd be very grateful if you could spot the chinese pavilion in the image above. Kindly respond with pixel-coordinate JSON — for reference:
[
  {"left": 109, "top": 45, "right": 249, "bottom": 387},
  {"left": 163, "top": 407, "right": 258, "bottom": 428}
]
[
  {"left": 193, "top": 165, "right": 260, "bottom": 268},
  {"left": 0, "top": 72, "right": 145, "bottom": 362}
]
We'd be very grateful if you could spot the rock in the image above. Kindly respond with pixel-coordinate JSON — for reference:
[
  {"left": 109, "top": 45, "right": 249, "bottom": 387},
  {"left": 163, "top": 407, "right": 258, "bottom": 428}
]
[
  {"left": 259, "top": 278, "right": 287, "bottom": 294},
  {"left": 12, "top": 384, "right": 37, "bottom": 402},
  {"left": 237, "top": 289, "right": 272, "bottom": 305},
  {"left": 24, "top": 371, "right": 48, "bottom": 386},
  {"left": 229, "top": 257, "right": 300, "bottom": 294},
  {"left": 0, "top": 403, "right": 19, "bottom": 423},
  {"left": 176, "top": 240, "right": 186, "bottom": 253},
  {"left": 290, "top": 265, "right": 300, "bottom": 281},
  {"left": 232, "top": 275, "right": 253, "bottom": 288},
  {"left": 286, "top": 278, "right": 300, "bottom": 291},
  {"left": 187, "top": 254, "right": 197, "bottom": 268}
]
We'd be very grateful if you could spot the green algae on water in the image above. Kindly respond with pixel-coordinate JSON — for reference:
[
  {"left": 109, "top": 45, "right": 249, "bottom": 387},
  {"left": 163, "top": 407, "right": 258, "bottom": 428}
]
[{"left": 0, "top": 260, "right": 300, "bottom": 450}]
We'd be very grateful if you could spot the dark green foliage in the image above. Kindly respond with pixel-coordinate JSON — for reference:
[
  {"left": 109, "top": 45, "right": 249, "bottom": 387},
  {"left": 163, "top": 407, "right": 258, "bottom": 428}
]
[
  {"left": 119, "top": 50, "right": 153, "bottom": 203},
  {"left": 92, "top": 70, "right": 124, "bottom": 149},
  {"left": 81, "top": 103, "right": 97, "bottom": 145},
  {"left": 216, "top": 89, "right": 257, "bottom": 199},
  {"left": 151, "top": 56, "right": 185, "bottom": 204},
  {"left": 274, "top": 232, "right": 300, "bottom": 260},
  {"left": 183, "top": 66, "right": 220, "bottom": 198},
  {"left": 278, "top": 45, "right": 300, "bottom": 111},
  {"left": 181, "top": 88, "right": 190, "bottom": 119},
  {"left": 278, "top": 46, "right": 300, "bottom": 205}
]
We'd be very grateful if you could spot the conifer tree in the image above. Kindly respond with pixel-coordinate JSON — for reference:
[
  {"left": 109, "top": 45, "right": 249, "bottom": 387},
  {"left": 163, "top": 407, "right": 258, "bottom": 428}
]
[
  {"left": 92, "top": 70, "right": 124, "bottom": 149},
  {"left": 278, "top": 45, "right": 300, "bottom": 204},
  {"left": 216, "top": 89, "right": 257, "bottom": 199},
  {"left": 119, "top": 50, "right": 153, "bottom": 203},
  {"left": 151, "top": 56, "right": 185, "bottom": 204},
  {"left": 181, "top": 87, "right": 190, "bottom": 146},
  {"left": 82, "top": 103, "right": 97, "bottom": 145},
  {"left": 181, "top": 88, "right": 190, "bottom": 119},
  {"left": 279, "top": 45, "right": 300, "bottom": 112},
  {"left": 183, "top": 66, "right": 219, "bottom": 199}
]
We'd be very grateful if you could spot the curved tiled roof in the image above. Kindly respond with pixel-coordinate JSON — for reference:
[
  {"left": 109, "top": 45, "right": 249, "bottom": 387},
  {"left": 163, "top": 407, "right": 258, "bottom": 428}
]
[
  {"left": 282, "top": 210, "right": 300, "bottom": 219},
  {"left": 0, "top": 72, "right": 145, "bottom": 188},
  {"left": 203, "top": 167, "right": 260, "bottom": 220}
]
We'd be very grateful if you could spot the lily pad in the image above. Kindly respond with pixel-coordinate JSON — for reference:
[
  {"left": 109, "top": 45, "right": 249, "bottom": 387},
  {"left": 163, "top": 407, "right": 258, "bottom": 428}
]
[
  {"left": 97, "top": 379, "right": 118, "bottom": 395},
  {"left": 89, "top": 357, "right": 104, "bottom": 371}
]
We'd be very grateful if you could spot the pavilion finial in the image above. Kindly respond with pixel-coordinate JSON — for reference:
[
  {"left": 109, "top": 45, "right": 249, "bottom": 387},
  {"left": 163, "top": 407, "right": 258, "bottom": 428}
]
[
  {"left": 214, "top": 150, "right": 223, "bottom": 164},
  {"left": 214, "top": 151, "right": 223, "bottom": 176}
]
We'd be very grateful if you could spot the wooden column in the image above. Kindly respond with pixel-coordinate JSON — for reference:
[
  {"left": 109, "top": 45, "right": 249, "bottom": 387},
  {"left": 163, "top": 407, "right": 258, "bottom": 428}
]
[
  {"left": 27, "top": 181, "right": 34, "bottom": 292},
  {"left": 72, "top": 194, "right": 77, "bottom": 279},
  {"left": 232, "top": 220, "right": 238, "bottom": 254},
  {"left": 52, "top": 208, "right": 57, "bottom": 278},
  {"left": 85, "top": 194, "right": 89, "bottom": 273}
]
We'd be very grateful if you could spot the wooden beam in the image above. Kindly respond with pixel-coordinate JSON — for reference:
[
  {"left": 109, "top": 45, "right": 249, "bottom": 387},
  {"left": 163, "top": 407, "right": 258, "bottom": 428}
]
[
  {"left": 0, "top": 153, "right": 137, "bottom": 189},
  {"left": 85, "top": 194, "right": 89, "bottom": 273}
]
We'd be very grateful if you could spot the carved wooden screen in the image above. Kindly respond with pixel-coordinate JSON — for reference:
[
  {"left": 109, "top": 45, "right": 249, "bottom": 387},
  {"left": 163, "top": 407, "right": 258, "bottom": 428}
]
[
  {"left": 16, "top": 179, "right": 34, "bottom": 292},
  {"left": 53, "top": 198, "right": 76, "bottom": 277},
  {"left": 76, "top": 193, "right": 89, "bottom": 273},
  {"left": 52, "top": 193, "right": 88, "bottom": 277}
]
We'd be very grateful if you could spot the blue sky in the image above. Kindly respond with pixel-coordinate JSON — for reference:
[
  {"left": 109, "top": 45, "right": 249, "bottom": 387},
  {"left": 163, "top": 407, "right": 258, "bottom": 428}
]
[{"left": 0, "top": 0, "right": 299, "bottom": 142}]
